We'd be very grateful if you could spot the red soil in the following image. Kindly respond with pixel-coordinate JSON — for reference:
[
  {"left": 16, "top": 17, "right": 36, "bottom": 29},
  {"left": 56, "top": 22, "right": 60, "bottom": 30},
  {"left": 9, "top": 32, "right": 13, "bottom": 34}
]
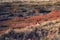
[
  {"left": 9, "top": 10, "right": 60, "bottom": 28},
  {"left": 0, "top": 10, "right": 60, "bottom": 34}
]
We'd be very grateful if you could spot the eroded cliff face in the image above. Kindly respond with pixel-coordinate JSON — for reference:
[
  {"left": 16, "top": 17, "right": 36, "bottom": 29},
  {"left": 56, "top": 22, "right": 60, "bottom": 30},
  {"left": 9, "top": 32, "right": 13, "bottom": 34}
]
[{"left": 0, "top": 2, "right": 60, "bottom": 40}]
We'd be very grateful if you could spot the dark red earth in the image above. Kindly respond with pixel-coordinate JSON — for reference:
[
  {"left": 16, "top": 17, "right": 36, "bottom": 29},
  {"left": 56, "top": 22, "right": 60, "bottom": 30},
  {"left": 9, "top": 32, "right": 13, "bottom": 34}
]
[{"left": 0, "top": 10, "right": 60, "bottom": 34}]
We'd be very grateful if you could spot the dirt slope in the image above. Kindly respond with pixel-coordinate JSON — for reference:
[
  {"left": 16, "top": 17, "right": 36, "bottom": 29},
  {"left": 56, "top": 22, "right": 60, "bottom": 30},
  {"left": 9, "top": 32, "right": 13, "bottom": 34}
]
[{"left": 8, "top": 10, "right": 60, "bottom": 28}]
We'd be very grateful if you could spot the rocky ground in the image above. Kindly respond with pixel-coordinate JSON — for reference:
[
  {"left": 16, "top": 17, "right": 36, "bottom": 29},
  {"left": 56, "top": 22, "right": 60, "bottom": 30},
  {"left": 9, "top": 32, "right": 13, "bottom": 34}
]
[{"left": 0, "top": 2, "right": 60, "bottom": 40}]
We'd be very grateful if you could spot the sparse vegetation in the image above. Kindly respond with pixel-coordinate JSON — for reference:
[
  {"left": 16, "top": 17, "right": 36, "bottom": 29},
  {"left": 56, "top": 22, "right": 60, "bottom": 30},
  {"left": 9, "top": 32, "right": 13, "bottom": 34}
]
[{"left": 0, "top": 1, "right": 60, "bottom": 40}]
